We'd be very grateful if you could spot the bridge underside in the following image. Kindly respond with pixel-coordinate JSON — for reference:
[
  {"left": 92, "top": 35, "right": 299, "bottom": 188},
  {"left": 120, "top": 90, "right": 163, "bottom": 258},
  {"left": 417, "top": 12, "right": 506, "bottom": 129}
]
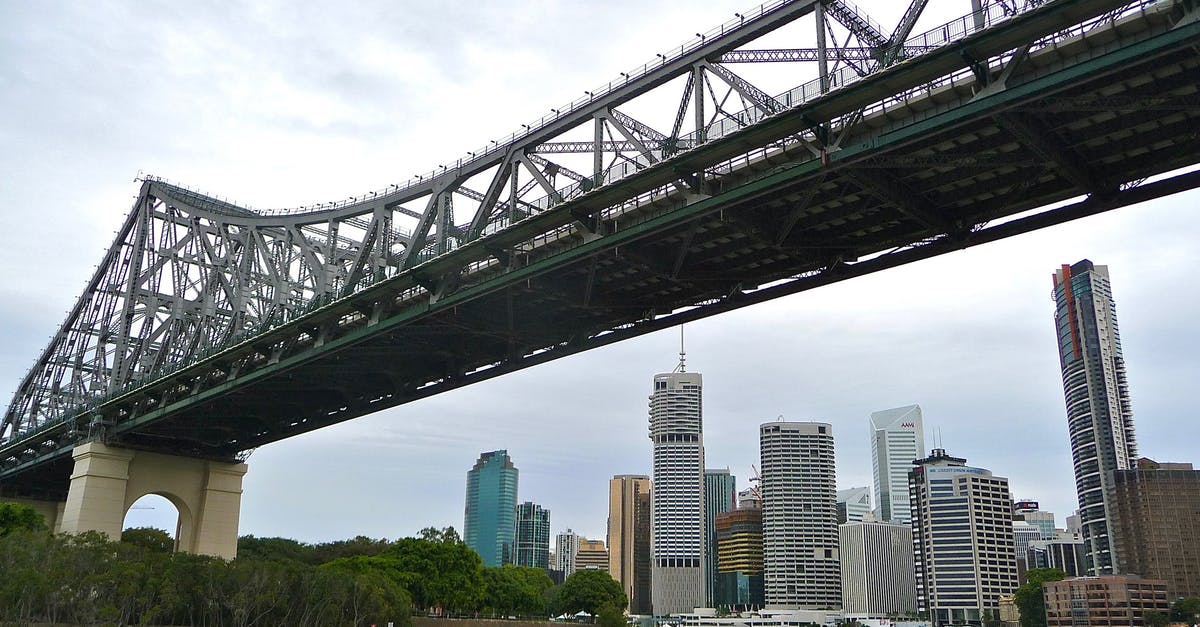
[{"left": 4, "top": 1, "right": 1199, "bottom": 498}]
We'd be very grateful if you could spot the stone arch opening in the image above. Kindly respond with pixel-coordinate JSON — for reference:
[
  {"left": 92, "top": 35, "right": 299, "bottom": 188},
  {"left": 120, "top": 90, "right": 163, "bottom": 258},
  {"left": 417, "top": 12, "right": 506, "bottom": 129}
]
[{"left": 122, "top": 492, "right": 193, "bottom": 552}]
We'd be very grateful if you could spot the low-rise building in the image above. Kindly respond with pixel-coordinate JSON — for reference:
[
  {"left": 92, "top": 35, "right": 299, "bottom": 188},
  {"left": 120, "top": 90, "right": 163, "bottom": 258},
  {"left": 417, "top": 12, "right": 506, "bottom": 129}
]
[
  {"left": 576, "top": 537, "right": 609, "bottom": 572},
  {"left": 1043, "top": 576, "right": 1169, "bottom": 627}
]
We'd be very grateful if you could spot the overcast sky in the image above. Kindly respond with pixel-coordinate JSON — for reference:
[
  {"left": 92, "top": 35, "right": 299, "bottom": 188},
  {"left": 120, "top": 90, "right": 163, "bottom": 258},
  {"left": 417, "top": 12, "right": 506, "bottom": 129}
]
[{"left": 1, "top": 1, "right": 1197, "bottom": 545}]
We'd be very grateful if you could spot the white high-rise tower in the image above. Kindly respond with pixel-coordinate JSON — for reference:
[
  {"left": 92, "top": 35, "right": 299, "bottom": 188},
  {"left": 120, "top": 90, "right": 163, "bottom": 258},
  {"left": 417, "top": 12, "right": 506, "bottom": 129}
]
[
  {"left": 870, "top": 405, "right": 924, "bottom": 524},
  {"left": 760, "top": 421, "right": 840, "bottom": 609},
  {"left": 649, "top": 348, "right": 705, "bottom": 615}
]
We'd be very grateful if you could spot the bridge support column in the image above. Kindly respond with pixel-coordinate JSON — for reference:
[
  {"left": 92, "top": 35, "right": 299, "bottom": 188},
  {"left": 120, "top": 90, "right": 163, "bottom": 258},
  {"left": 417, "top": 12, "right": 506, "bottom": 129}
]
[{"left": 58, "top": 441, "right": 248, "bottom": 560}]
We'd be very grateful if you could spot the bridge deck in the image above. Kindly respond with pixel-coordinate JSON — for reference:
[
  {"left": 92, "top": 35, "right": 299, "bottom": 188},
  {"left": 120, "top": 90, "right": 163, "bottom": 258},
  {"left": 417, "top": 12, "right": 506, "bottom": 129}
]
[{"left": 3, "top": 0, "right": 1199, "bottom": 496}]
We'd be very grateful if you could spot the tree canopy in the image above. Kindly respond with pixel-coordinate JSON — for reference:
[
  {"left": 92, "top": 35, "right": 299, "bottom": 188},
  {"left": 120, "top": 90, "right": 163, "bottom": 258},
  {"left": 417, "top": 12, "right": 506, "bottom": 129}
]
[
  {"left": 1172, "top": 597, "right": 1200, "bottom": 623},
  {"left": 1014, "top": 568, "right": 1067, "bottom": 627},
  {"left": 554, "top": 569, "right": 627, "bottom": 616},
  {"left": 0, "top": 502, "right": 46, "bottom": 537},
  {"left": 122, "top": 527, "right": 174, "bottom": 553},
  {"left": 481, "top": 565, "right": 556, "bottom": 617}
]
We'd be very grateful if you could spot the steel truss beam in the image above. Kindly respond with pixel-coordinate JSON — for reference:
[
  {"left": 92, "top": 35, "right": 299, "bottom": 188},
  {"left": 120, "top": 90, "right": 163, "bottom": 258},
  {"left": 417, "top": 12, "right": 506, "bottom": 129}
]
[
  {"left": 718, "top": 47, "right": 935, "bottom": 63},
  {"left": 2, "top": 0, "right": 1193, "bottom": 460}
]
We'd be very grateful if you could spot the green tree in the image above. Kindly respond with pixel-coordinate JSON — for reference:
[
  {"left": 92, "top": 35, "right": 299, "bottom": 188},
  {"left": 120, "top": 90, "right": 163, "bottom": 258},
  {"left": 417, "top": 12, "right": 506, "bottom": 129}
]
[
  {"left": 312, "top": 535, "right": 392, "bottom": 564},
  {"left": 0, "top": 502, "right": 46, "bottom": 537},
  {"left": 320, "top": 559, "right": 414, "bottom": 626},
  {"left": 481, "top": 565, "right": 556, "bottom": 616},
  {"left": 1145, "top": 610, "right": 1170, "bottom": 627},
  {"left": 419, "top": 526, "right": 463, "bottom": 544},
  {"left": 1014, "top": 568, "right": 1067, "bottom": 627},
  {"left": 122, "top": 526, "right": 174, "bottom": 553},
  {"left": 238, "top": 534, "right": 315, "bottom": 563},
  {"left": 1172, "top": 597, "right": 1200, "bottom": 623},
  {"left": 597, "top": 602, "right": 627, "bottom": 627},
  {"left": 384, "top": 535, "right": 484, "bottom": 613},
  {"left": 554, "top": 569, "right": 627, "bottom": 616}
]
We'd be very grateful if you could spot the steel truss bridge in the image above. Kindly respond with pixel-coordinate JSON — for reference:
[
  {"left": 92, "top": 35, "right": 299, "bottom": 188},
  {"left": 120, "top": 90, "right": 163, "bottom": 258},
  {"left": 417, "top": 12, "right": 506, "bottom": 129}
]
[{"left": 3, "top": 0, "right": 1199, "bottom": 496}]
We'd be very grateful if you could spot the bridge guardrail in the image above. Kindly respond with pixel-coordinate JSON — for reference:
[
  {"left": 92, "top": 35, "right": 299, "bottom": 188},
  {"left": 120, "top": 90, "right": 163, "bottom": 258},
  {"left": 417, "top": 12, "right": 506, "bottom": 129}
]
[{"left": 2, "top": 0, "right": 1159, "bottom": 450}]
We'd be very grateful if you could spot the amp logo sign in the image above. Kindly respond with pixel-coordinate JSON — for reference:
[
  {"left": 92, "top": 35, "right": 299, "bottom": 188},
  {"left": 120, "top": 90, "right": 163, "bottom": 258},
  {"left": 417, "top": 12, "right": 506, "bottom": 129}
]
[{"left": 900, "top": 422, "right": 916, "bottom": 428}]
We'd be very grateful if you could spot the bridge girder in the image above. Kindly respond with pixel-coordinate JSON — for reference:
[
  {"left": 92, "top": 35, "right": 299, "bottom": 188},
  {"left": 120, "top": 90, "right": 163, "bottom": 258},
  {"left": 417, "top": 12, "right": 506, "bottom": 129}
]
[{"left": 4, "top": 0, "right": 1200, "bottom": 492}]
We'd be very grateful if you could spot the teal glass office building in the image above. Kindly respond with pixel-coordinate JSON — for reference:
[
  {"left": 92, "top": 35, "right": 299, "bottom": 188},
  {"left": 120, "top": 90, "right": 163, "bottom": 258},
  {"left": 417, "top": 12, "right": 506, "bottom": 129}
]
[{"left": 465, "top": 450, "right": 519, "bottom": 566}]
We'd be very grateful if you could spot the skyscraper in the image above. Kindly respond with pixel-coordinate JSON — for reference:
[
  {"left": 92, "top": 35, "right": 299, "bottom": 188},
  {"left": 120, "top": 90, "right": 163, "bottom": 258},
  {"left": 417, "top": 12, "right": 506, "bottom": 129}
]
[
  {"left": 760, "top": 421, "right": 840, "bottom": 609},
  {"left": 910, "top": 449, "right": 1018, "bottom": 626},
  {"left": 515, "top": 501, "right": 551, "bottom": 569},
  {"left": 556, "top": 528, "right": 579, "bottom": 576},
  {"left": 837, "top": 486, "right": 872, "bottom": 524},
  {"left": 649, "top": 366, "right": 705, "bottom": 615},
  {"left": 704, "top": 469, "right": 737, "bottom": 607},
  {"left": 839, "top": 520, "right": 917, "bottom": 619},
  {"left": 715, "top": 507, "right": 765, "bottom": 610},
  {"left": 464, "top": 449, "right": 519, "bottom": 566},
  {"left": 609, "top": 474, "right": 653, "bottom": 615},
  {"left": 1052, "top": 260, "right": 1137, "bottom": 575},
  {"left": 1107, "top": 457, "right": 1200, "bottom": 598},
  {"left": 871, "top": 405, "right": 924, "bottom": 524}
]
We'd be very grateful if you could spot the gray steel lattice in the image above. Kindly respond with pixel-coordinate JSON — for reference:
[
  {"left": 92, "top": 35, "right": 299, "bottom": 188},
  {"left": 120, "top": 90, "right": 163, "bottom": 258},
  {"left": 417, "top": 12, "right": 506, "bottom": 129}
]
[{"left": 3, "top": 0, "right": 1200, "bottom": 491}]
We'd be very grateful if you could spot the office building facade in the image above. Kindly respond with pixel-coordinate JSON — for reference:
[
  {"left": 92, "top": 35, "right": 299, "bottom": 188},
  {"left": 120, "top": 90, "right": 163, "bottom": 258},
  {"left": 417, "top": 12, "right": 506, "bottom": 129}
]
[
  {"left": 910, "top": 449, "right": 1018, "bottom": 626},
  {"left": 1027, "top": 538, "right": 1087, "bottom": 577},
  {"left": 871, "top": 405, "right": 924, "bottom": 524},
  {"left": 714, "top": 507, "right": 764, "bottom": 610},
  {"left": 577, "top": 537, "right": 610, "bottom": 571},
  {"left": 464, "top": 449, "right": 519, "bottom": 566},
  {"left": 760, "top": 421, "right": 840, "bottom": 609},
  {"left": 515, "top": 501, "right": 551, "bottom": 569},
  {"left": 1013, "top": 500, "right": 1057, "bottom": 539},
  {"left": 1013, "top": 521, "right": 1043, "bottom": 570},
  {"left": 837, "top": 486, "right": 872, "bottom": 524},
  {"left": 1052, "top": 260, "right": 1137, "bottom": 575},
  {"left": 705, "top": 469, "right": 737, "bottom": 606},
  {"left": 1107, "top": 458, "right": 1200, "bottom": 598},
  {"left": 649, "top": 369, "right": 706, "bottom": 614},
  {"left": 839, "top": 520, "right": 918, "bottom": 619},
  {"left": 609, "top": 474, "right": 653, "bottom": 614},
  {"left": 1043, "top": 576, "right": 1169, "bottom": 627}
]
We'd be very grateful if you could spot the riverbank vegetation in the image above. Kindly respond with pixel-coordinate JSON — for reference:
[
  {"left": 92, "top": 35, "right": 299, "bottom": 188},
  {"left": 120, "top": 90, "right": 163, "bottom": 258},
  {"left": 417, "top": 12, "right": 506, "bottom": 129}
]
[{"left": 0, "top": 503, "right": 625, "bottom": 626}]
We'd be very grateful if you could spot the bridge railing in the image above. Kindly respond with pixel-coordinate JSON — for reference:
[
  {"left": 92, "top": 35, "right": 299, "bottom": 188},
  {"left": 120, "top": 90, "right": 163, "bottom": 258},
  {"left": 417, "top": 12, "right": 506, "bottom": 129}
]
[{"left": 4, "top": 0, "right": 1153, "bottom": 448}]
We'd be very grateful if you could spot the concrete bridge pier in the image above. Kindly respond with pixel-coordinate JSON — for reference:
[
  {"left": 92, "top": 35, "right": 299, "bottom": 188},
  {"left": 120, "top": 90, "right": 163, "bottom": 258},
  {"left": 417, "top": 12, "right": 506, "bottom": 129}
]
[{"left": 55, "top": 441, "right": 248, "bottom": 559}]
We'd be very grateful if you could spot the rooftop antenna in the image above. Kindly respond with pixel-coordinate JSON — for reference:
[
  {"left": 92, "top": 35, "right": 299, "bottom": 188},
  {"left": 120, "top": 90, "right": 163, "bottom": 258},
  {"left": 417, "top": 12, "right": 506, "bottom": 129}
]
[{"left": 674, "top": 325, "right": 687, "bottom": 372}]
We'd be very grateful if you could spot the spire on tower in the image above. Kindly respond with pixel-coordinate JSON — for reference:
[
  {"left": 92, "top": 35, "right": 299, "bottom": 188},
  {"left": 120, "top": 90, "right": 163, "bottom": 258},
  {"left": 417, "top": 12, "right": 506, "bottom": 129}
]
[{"left": 675, "top": 325, "right": 686, "bottom": 372}]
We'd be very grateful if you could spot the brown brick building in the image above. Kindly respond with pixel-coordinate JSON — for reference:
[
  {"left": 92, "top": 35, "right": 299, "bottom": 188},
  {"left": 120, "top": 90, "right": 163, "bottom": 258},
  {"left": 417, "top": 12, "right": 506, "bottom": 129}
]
[
  {"left": 1107, "top": 457, "right": 1200, "bottom": 598},
  {"left": 1043, "top": 576, "right": 1169, "bottom": 627}
]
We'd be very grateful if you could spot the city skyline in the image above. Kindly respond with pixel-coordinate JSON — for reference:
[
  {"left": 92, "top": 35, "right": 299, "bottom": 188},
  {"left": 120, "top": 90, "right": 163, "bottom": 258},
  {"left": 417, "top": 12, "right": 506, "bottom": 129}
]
[{"left": 1, "top": 0, "right": 1198, "bottom": 545}]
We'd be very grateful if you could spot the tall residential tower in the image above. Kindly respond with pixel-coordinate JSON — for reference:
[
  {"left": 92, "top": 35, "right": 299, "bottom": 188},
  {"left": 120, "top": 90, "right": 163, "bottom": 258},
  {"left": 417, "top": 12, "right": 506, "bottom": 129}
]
[
  {"left": 464, "top": 449, "right": 519, "bottom": 566},
  {"left": 515, "top": 501, "right": 551, "bottom": 569},
  {"left": 649, "top": 365, "right": 706, "bottom": 615},
  {"left": 871, "top": 405, "right": 924, "bottom": 524},
  {"left": 1052, "top": 260, "right": 1136, "bottom": 575}
]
